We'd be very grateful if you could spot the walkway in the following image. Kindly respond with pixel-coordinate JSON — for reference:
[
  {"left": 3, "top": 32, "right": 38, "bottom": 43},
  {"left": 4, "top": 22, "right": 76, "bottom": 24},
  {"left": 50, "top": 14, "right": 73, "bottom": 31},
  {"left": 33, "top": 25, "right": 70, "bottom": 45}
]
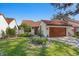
[{"left": 48, "top": 37, "right": 79, "bottom": 48}]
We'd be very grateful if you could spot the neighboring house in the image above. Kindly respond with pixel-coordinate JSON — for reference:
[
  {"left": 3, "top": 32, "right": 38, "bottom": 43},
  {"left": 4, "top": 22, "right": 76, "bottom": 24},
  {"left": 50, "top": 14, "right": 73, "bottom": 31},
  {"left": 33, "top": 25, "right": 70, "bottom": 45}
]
[
  {"left": 58, "top": 16, "right": 79, "bottom": 34},
  {"left": 5, "top": 18, "right": 18, "bottom": 34},
  {"left": 40, "top": 20, "right": 73, "bottom": 37},
  {"left": 63, "top": 19, "right": 79, "bottom": 33},
  {"left": 0, "top": 14, "right": 8, "bottom": 37},
  {"left": 0, "top": 13, "right": 18, "bottom": 37},
  {"left": 21, "top": 20, "right": 40, "bottom": 35}
]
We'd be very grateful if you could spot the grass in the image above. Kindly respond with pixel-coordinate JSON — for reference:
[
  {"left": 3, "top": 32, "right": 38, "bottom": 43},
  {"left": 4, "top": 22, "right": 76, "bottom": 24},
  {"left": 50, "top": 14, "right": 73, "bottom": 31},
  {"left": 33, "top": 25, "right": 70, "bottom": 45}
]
[
  {"left": 46, "top": 41, "right": 79, "bottom": 56},
  {"left": 0, "top": 37, "right": 79, "bottom": 56}
]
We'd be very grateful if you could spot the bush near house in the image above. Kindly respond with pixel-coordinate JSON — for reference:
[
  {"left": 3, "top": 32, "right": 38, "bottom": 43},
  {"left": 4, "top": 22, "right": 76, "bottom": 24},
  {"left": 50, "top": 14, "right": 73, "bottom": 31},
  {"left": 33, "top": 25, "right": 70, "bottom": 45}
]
[
  {"left": 19, "top": 24, "right": 31, "bottom": 32},
  {"left": 31, "top": 37, "right": 48, "bottom": 45},
  {"left": 18, "top": 33, "right": 32, "bottom": 37},
  {"left": 6, "top": 27, "right": 16, "bottom": 37},
  {"left": 73, "top": 32, "right": 79, "bottom": 38}
]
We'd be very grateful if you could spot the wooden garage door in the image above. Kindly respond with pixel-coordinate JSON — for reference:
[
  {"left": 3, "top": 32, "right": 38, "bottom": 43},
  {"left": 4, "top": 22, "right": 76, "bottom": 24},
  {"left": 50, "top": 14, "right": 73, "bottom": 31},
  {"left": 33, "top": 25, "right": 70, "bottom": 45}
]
[{"left": 49, "top": 27, "right": 66, "bottom": 37}]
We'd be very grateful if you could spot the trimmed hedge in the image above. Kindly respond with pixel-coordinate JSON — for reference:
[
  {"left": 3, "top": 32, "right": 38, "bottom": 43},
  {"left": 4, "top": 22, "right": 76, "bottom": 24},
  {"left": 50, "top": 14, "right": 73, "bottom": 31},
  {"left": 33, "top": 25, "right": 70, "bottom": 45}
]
[
  {"left": 31, "top": 37, "right": 48, "bottom": 45},
  {"left": 73, "top": 32, "right": 79, "bottom": 38},
  {"left": 18, "top": 33, "right": 32, "bottom": 37}
]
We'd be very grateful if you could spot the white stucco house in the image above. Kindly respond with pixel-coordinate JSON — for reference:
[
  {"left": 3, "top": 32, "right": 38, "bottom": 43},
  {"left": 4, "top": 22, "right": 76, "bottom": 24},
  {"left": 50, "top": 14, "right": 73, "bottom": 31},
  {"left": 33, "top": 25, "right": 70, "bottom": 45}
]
[{"left": 0, "top": 13, "right": 18, "bottom": 37}]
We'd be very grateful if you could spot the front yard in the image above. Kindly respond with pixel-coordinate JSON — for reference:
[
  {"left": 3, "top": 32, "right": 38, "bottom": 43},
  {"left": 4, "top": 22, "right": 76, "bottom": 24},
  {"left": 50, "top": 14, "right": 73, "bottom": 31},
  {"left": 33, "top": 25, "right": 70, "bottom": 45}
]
[{"left": 0, "top": 37, "right": 79, "bottom": 56}]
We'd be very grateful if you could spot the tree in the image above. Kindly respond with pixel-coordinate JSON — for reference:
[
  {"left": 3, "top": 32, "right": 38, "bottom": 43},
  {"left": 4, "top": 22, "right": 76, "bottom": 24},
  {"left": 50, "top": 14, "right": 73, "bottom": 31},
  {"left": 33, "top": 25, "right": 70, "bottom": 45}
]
[
  {"left": 6, "top": 27, "right": 16, "bottom": 37},
  {"left": 52, "top": 13, "right": 69, "bottom": 20},
  {"left": 51, "top": 3, "right": 79, "bottom": 16},
  {"left": 19, "top": 24, "right": 31, "bottom": 32}
]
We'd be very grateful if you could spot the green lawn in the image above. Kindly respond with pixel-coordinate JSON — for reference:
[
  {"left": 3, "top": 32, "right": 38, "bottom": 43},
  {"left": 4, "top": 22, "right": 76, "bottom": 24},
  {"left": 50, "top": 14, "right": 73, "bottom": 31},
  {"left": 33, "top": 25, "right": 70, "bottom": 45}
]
[{"left": 0, "top": 37, "right": 79, "bottom": 56}]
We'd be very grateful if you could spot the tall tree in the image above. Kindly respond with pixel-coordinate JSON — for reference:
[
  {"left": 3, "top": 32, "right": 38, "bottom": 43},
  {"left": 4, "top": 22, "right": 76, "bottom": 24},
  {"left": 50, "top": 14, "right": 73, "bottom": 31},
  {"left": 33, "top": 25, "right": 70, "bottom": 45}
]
[
  {"left": 51, "top": 3, "right": 79, "bottom": 16},
  {"left": 52, "top": 13, "right": 69, "bottom": 20}
]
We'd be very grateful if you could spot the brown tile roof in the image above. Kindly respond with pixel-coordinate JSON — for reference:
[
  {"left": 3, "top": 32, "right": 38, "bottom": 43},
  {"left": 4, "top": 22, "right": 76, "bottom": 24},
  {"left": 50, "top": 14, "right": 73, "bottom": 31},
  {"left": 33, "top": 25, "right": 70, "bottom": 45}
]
[
  {"left": 63, "top": 18, "right": 79, "bottom": 27},
  {"left": 42, "top": 20, "right": 71, "bottom": 26},
  {"left": 22, "top": 20, "right": 40, "bottom": 27},
  {"left": 5, "top": 18, "right": 14, "bottom": 24},
  {"left": 65, "top": 19, "right": 79, "bottom": 27}
]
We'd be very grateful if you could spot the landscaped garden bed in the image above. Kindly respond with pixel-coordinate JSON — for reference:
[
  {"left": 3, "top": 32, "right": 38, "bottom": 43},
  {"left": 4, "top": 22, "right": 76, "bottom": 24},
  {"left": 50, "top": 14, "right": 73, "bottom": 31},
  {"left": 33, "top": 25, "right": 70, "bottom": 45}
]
[{"left": 0, "top": 37, "right": 79, "bottom": 56}]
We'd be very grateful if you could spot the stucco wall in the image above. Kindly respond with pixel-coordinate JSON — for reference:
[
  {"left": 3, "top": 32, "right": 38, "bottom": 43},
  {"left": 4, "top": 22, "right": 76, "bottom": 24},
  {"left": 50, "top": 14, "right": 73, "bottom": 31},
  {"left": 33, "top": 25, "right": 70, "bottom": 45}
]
[
  {"left": 31, "top": 28, "right": 35, "bottom": 35},
  {"left": 76, "top": 28, "right": 79, "bottom": 32},
  {"left": 0, "top": 15, "right": 8, "bottom": 37},
  {"left": 68, "top": 21, "right": 79, "bottom": 32},
  {"left": 40, "top": 21, "right": 48, "bottom": 37},
  {"left": 9, "top": 20, "right": 18, "bottom": 29},
  {"left": 66, "top": 26, "right": 74, "bottom": 36}
]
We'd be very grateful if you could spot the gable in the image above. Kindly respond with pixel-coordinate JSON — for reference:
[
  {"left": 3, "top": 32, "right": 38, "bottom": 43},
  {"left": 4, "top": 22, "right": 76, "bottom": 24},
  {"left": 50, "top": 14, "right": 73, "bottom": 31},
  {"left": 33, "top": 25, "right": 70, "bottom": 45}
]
[{"left": 5, "top": 18, "right": 14, "bottom": 25}]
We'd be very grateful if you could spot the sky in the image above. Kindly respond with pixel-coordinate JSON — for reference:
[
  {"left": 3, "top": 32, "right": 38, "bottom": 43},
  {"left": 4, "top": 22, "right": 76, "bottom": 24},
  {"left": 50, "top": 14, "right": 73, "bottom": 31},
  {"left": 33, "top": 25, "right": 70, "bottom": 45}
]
[{"left": 0, "top": 3, "right": 79, "bottom": 25}]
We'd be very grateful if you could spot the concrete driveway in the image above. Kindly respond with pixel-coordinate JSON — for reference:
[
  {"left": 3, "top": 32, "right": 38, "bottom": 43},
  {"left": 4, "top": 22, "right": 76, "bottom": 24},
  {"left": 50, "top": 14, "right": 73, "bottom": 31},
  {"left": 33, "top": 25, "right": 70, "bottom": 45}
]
[{"left": 48, "top": 37, "right": 79, "bottom": 48}]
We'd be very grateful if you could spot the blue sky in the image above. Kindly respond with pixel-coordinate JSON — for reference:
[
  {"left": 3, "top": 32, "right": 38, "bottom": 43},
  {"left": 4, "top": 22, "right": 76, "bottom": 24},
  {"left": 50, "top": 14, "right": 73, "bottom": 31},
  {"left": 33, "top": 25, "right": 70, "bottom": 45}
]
[{"left": 0, "top": 3, "right": 79, "bottom": 25}]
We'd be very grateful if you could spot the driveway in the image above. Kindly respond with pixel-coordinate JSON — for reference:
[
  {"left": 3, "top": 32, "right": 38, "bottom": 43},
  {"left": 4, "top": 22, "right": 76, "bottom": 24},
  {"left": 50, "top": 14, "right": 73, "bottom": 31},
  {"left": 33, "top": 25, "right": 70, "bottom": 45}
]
[{"left": 48, "top": 37, "right": 79, "bottom": 48}]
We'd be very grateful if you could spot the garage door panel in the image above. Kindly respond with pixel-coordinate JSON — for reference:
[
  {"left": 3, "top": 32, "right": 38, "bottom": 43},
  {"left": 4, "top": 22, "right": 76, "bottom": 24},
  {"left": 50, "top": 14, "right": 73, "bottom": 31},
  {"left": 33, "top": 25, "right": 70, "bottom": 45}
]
[{"left": 49, "top": 27, "right": 66, "bottom": 37}]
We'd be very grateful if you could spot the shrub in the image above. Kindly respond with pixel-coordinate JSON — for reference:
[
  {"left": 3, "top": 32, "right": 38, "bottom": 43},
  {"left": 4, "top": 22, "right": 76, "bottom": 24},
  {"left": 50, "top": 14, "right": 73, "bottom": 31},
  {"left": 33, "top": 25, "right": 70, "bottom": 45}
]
[
  {"left": 6, "top": 27, "right": 16, "bottom": 37},
  {"left": 19, "top": 24, "right": 31, "bottom": 32},
  {"left": 31, "top": 37, "right": 48, "bottom": 45},
  {"left": 73, "top": 32, "right": 79, "bottom": 38},
  {"left": 18, "top": 33, "right": 32, "bottom": 37}
]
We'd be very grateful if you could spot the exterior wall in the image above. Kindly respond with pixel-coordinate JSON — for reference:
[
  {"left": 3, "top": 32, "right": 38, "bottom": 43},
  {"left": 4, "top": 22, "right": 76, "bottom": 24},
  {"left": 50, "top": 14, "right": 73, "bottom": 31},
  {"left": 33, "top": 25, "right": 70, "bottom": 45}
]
[
  {"left": 76, "top": 27, "right": 79, "bottom": 32},
  {"left": 66, "top": 26, "right": 74, "bottom": 36},
  {"left": 9, "top": 20, "right": 18, "bottom": 29},
  {"left": 68, "top": 21, "right": 79, "bottom": 32},
  {"left": 18, "top": 29, "right": 24, "bottom": 34},
  {"left": 31, "top": 28, "right": 35, "bottom": 35},
  {"left": 40, "top": 21, "right": 48, "bottom": 37},
  {"left": 0, "top": 15, "right": 8, "bottom": 37}
]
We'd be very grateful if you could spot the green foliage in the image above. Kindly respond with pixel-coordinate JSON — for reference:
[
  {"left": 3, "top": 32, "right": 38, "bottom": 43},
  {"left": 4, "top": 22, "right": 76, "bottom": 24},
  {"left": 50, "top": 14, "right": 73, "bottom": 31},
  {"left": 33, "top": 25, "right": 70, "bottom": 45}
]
[
  {"left": 75, "top": 32, "right": 79, "bottom": 36},
  {"left": 45, "top": 41, "right": 79, "bottom": 56},
  {"left": 38, "top": 30, "right": 43, "bottom": 37},
  {"left": 73, "top": 32, "right": 79, "bottom": 38},
  {"left": 52, "top": 13, "right": 69, "bottom": 20},
  {"left": 6, "top": 27, "right": 16, "bottom": 37},
  {"left": 18, "top": 33, "right": 32, "bottom": 37},
  {"left": 0, "top": 38, "right": 79, "bottom": 56},
  {"left": 51, "top": 3, "right": 79, "bottom": 16},
  {"left": 31, "top": 37, "right": 48, "bottom": 45},
  {"left": 19, "top": 24, "right": 31, "bottom": 32}
]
